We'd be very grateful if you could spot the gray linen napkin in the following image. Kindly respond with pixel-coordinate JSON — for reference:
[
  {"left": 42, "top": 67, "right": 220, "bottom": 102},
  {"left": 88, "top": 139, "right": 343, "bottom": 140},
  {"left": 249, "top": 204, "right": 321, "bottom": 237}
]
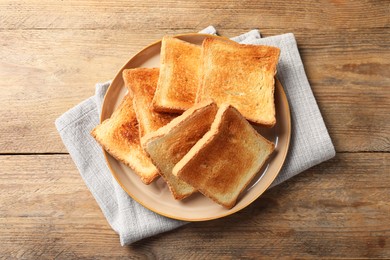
[{"left": 55, "top": 26, "right": 335, "bottom": 245}]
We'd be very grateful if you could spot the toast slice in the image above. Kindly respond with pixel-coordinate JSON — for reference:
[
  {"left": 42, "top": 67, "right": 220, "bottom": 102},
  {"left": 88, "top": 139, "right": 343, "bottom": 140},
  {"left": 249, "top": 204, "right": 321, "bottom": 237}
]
[
  {"left": 142, "top": 100, "right": 218, "bottom": 200},
  {"left": 91, "top": 94, "right": 159, "bottom": 184},
  {"left": 123, "top": 68, "right": 176, "bottom": 139},
  {"left": 173, "top": 104, "right": 275, "bottom": 208},
  {"left": 196, "top": 37, "right": 280, "bottom": 127},
  {"left": 152, "top": 36, "right": 202, "bottom": 113}
]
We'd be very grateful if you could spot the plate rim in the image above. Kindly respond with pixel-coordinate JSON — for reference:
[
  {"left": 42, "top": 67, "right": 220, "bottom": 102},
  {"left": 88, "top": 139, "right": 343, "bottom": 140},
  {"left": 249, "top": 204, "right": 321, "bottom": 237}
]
[{"left": 100, "top": 33, "right": 291, "bottom": 222}]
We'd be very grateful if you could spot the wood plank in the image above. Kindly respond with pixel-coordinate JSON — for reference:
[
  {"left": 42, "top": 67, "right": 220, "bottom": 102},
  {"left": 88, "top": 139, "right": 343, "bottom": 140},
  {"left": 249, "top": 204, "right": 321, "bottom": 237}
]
[
  {"left": 0, "top": 28, "right": 388, "bottom": 153},
  {"left": 0, "top": 153, "right": 388, "bottom": 258},
  {"left": 1, "top": 0, "right": 388, "bottom": 30},
  {"left": 1, "top": 1, "right": 388, "bottom": 259}
]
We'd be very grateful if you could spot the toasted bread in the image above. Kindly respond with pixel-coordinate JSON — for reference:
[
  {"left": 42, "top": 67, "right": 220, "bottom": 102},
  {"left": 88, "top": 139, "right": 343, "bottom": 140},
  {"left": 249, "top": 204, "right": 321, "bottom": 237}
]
[
  {"left": 196, "top": 37, "right": 280, "bottom": 127},
  {"left": 142, "top": 100, "right": 218, "bottom": 200},
  {"left": 152, "top": 36, "right": 202, "bottom": 113},
  {"left": 91, "top": 94, "right": 159, "bottom": 184},
  {"left": 123, "top": 68, "right": 176, "bottom": 139},
  {"left": 173, "top": 104, "right": 275, "bottom": 208}
]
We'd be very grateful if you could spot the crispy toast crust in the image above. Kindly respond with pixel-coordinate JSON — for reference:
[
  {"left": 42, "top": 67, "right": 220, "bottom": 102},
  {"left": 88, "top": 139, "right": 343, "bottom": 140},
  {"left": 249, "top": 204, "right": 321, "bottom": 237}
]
[
  {"left": 173, "top": 104, "right": 275, "bottom": 208},
  {"left": 196, "top": 37, "right": 280, "bottom": 127},
  {"left": 91, "top": 94, "right": 160, "bottom": 184},
  {"left": 123, "top": 68, "right": 176, "bottom": 139},
  {"left": 142, "top": 100, "right": 218, "bottom": 200},
  {"left": 152, "top": 36, "right": 202, "bottom": 113}
]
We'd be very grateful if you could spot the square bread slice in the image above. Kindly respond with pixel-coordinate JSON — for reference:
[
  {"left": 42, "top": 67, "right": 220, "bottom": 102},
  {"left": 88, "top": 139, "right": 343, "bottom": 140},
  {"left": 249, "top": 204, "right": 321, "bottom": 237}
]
[
  {"left": 91, "top": 94, "right": 159, "bottom": 184},
  {"left": 123, "top": 68, "right": 176, "bottom": 139},
  {"left": 172, "top": 103, "right": 275, "bottom": 208},
  {"left": 196, "top": 37, "right": 280, "bottom": 127},
  {"left": 141, "top": 100, "right": 218, "bottom": 200},
  {"left": 152, "top": 36, "right": 202, "bottom": 113}
]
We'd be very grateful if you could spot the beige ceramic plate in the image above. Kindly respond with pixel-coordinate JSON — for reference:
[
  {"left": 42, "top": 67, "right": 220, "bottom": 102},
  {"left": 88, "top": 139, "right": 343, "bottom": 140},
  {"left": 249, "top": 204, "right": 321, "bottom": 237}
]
[{"left": 101, "top": 33, "right": 291, "bottom": 221}]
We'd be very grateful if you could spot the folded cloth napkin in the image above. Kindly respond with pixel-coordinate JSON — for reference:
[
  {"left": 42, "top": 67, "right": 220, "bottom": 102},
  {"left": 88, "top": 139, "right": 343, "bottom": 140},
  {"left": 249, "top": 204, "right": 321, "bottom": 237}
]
[{"left": 55, "top": 26, "right": 335, "bottom": 245}]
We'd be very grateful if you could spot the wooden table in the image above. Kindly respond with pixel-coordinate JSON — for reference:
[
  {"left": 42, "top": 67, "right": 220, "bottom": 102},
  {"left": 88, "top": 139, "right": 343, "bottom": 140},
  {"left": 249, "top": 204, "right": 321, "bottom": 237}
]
[{"left": 1, "top": 1, "right": 389, "bottom": 258}]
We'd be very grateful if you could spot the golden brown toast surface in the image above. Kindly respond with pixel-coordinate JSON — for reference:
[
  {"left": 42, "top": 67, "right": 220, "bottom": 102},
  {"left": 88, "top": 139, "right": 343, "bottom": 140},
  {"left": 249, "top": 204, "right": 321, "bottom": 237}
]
[
  {"left": 91, "top": 94, "right": 159, "bottom": 184},
  {"left": 123, "top": 68, "right": 176, "bottom": 139},
  {"left": 152, "top": 36, "right": 202, "bottom": 113},
  {"left": 142, "top": 100, "right": 218, "bottom": 200},
  {"left": 196, "top": 38, "right": 280, "bottom": 127},
  {"left": 173, "top": 104, "right": 275, "bottom": 208}
]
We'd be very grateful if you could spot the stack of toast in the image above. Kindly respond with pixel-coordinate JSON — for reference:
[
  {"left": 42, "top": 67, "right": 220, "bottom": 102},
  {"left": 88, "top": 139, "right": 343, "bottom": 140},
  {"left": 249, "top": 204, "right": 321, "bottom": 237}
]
[{"left": 91, "top": 35, "right": 280, "bottom": 209}]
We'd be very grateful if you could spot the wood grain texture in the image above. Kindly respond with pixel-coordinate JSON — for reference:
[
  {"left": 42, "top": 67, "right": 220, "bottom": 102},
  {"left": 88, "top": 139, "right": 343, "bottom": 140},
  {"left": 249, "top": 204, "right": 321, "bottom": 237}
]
[
  {"left": 1, "top": 0, "right": 389, "bottom": 258},
  {"left": 0, "top": 28, "right": 389, "bottom": 153},
  {"left": 1, "top": 0, "right": 388, "bottom": 30},
  {"left": 0, "top": 153, "right": 388, "bottom": 258}
]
